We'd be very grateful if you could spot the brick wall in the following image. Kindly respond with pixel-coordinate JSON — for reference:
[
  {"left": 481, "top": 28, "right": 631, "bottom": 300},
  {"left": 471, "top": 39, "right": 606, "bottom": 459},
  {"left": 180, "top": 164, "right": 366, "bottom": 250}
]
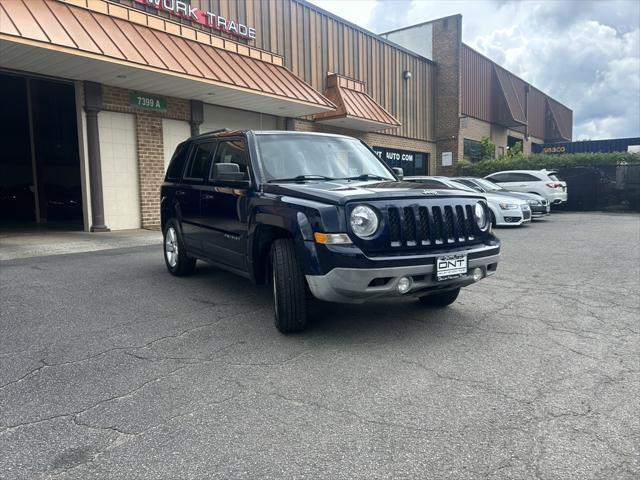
[
  {"left": 431, "top": 15, "right": 462, "bottom": 175},
  {"left": 98, "top": 85, "right": 190, "bottom": 230},
  {"left": 135, "top": 114, "right": 164, "bottom": 229},
  {"left": 459, "top": 116, "right": 547, "bottom": 158},
  {"left": 291, "top": 119, "right": 437, "bottom": 174}
]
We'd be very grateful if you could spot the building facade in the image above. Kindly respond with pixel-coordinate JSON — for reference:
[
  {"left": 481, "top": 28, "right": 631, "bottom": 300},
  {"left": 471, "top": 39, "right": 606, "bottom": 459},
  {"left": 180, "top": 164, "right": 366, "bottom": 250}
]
[
  {"left": 382, "top": 15, "right": 573, "bottom": 169},
  {"left": 0, "top": 0, "right": 571, "bottom": 232}
]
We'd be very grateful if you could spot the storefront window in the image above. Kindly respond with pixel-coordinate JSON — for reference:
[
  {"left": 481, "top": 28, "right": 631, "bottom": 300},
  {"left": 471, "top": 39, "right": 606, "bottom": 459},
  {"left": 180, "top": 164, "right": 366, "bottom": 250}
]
[{"left": 463, "top": 139, "right": 482, "bottom": 163}]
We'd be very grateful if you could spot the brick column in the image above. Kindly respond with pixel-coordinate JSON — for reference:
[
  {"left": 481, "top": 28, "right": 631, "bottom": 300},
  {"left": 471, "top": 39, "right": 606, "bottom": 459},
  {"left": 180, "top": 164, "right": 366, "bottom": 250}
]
[
  {"left": 135, "top": 113, "right": 164, "bottom": 230},
  {"left": 431, "top": 15, "right": 462, "bottom": 176}
]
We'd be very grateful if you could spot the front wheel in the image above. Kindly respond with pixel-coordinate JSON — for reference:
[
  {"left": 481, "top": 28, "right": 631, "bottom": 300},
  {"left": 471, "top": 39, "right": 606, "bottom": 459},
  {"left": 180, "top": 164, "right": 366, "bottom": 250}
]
[
  {"left": 419, "top": 288, "right": 460, "bottom": 307},
  {"left": 271, "top": 238, "right": 308, "bottom": 333},
  {"left": 163, "top": 219, "right": 196, "bottom": 276}
]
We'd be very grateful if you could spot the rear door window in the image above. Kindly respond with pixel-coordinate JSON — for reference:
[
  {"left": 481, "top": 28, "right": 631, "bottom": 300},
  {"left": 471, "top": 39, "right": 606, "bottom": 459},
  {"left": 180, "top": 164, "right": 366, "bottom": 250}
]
[
  {"left": 165, "top": 142, "right": 190, "bottom": 181},
  {"left": 487, "top": 173, "right": 511, "bottom": 182},
  {"left": 184, "top": 142, "right": 215, "bottom": 182},
  {"left": 513, "top": 173, "right": 542, "bottom": 182}
]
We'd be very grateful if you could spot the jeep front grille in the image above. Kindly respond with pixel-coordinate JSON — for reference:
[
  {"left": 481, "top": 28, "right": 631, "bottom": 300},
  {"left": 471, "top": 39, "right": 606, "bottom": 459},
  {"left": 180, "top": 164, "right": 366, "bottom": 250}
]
[{"left": 384, "top": 204, "right": 476, "bottom": 248}]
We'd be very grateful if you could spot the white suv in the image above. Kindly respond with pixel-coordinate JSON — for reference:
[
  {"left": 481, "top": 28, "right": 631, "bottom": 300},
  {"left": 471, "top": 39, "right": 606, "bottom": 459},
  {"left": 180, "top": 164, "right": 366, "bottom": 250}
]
[{"left": 484, "top": 170, "right": 568, "bottom": 205}]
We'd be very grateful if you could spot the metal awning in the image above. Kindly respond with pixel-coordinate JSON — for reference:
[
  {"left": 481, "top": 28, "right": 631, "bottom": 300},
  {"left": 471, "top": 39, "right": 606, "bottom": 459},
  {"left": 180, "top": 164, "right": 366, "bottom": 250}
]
[
  {"left": 313, "top": 73, "right": 400, "bottom": 131},
  {"left": 493, "top": 65, "right": 527, "bottom": 128},
  {"left": 0, "top": 0, "right": 335, "bottom": 117}
]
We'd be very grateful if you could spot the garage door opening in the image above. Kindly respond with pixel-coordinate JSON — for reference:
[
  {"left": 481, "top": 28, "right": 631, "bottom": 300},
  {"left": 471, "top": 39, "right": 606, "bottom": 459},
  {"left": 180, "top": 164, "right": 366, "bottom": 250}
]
[{"left": 0, "top": 73, "right": 83, "bottom": 230}]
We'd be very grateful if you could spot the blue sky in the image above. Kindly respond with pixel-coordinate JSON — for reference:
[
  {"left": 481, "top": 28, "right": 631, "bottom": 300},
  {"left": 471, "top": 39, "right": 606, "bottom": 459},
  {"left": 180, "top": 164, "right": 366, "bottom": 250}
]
[{"left": 308, "top": 0, "right": 640, "bottom": 140}]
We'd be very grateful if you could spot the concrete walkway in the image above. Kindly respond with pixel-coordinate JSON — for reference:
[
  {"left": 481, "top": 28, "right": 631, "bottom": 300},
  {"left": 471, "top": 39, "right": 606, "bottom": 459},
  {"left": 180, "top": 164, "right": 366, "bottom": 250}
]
[{"left": 0, "top": 228, "right": 161, "bottom": 261}]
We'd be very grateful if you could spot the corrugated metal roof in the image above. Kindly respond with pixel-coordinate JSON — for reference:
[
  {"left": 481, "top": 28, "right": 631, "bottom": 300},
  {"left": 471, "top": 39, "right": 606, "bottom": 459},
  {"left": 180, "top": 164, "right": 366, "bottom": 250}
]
[
  {"left": 494, "top": 65, "right": 527, "bottom": 126},
  {"left": 0, "top": 0, "right": 335, "bottom": 112},
  {"left": 546, "top": 97, "right": 572, "bottom": 141},
  {"left": 314, "top": 73, "right": 401, "bottom": 131},
  {"left": 461, "top": 44, "right": 572, "bottom": 141}
]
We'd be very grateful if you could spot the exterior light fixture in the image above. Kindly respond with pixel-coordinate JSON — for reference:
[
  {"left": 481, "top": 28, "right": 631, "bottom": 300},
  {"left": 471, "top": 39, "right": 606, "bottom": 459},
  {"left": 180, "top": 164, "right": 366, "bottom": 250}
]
[{"left": 403, "top": 70, "right": 412, "bottom": 80}]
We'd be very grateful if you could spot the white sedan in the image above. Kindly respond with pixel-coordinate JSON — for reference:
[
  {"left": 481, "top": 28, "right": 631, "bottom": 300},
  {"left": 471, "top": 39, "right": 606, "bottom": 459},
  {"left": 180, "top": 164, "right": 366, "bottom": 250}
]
[{"left": 404, "top": 176, "right": 532, "bottom": 227}]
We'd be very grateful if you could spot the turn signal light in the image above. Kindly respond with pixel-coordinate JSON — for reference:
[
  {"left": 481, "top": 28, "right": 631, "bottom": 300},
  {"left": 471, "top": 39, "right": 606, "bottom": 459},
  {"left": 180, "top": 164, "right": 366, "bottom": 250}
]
[{"left": 314, "top": 232, "right": 352, "bottom": 245}]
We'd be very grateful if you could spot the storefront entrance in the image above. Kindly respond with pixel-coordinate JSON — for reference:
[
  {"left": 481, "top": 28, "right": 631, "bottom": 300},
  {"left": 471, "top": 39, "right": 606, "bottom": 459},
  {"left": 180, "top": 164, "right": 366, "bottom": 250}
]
[
  {"left": 372, "top": 147, "right": 429, "bottom": 176},
  {"left": 0, "top": 73, "right": 83, "bottom": 229}
]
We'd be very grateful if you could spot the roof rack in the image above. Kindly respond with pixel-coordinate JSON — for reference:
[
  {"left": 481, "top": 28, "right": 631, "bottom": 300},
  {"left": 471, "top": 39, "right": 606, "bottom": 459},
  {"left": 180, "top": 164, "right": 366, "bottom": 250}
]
[{"left": 191, "top": 128, "right": 233, "bottom": 139}]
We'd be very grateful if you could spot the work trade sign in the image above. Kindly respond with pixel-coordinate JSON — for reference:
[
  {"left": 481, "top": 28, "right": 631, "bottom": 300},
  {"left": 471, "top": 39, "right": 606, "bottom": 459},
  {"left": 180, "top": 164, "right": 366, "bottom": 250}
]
[{"left": 135, "top": 0, "right": 257, "bottom": 40}]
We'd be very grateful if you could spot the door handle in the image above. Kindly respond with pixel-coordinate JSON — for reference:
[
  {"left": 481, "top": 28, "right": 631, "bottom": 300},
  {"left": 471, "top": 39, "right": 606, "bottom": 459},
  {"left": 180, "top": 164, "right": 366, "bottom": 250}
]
[
  {"left": 201, "top": 193, "right": 214, "bottom": 200},
  {"left": 176, "top": 190, "right": 186, "bottom": 196}
]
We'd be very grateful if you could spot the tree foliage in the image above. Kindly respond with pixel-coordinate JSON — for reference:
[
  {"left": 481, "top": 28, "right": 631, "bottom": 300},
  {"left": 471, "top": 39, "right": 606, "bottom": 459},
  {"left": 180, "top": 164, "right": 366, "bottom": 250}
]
[
  {"left": 479, "top": 136, "right": 496, "bottom": 160},
  {"left": 456, "top": 152, "right": 640, "bottom": 177}
]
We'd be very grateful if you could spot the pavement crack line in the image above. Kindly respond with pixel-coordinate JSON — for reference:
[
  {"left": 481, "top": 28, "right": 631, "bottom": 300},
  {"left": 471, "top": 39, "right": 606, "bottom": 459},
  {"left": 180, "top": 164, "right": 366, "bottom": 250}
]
[
  {"left": 0, "top": 308, "right": 264, "bottom": 391},
  {"left": 0, "top": 364, "right": 190, "bottom": 434}
]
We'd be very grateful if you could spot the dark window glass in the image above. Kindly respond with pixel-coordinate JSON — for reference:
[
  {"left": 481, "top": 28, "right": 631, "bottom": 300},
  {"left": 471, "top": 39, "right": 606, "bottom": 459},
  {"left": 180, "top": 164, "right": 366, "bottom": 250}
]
[
  {"left": 166, "top": 142, "right": 189, "bottom": 181},
  {"left": 463, "top": 139, "right": 482, "bottom": 162},
  {"left": 185, "top": 142, "right": 215, "bottom": 180},
  {"left": 487, "top": 173, "right": 511, "bottom": 182},
  {"left": 210, "top": 139, "right": 249, "bottom": 180},
  {"left": 512, "top": 173, "right": 540, "bottom": 182}
]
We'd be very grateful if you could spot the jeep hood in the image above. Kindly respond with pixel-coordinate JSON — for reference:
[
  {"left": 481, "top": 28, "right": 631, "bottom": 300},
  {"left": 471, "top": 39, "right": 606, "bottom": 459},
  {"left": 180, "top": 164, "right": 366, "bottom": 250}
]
[{"left": 262, "top": 180, "right": 485, "bottom": 205}]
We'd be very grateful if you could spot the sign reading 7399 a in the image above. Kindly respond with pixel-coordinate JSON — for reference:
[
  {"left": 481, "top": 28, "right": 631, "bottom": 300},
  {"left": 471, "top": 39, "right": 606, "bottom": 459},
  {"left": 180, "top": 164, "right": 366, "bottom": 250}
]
[{"left": 129, "top": 92, "right": 167, "bottom": 112}]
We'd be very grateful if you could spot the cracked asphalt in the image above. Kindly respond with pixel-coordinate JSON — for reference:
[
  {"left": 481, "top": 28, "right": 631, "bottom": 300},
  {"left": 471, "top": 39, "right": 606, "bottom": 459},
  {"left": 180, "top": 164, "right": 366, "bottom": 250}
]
[{"left": 1, "top": 212, "right": 639, "bottom": 479}]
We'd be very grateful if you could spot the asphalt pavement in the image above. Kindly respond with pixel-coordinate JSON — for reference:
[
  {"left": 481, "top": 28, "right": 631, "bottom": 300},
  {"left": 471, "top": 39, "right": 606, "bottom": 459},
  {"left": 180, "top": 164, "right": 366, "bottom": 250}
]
[{"left": 1, "top": 212, "right": 639, "bottom": 479}]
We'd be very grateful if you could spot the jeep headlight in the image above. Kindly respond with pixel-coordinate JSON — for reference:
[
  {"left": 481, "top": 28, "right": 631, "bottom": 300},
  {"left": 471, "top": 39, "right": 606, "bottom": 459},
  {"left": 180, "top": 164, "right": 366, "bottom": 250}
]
[
  {"left": 350, "top": 205, "right": 379, "bottom": 238},
  {"left": 499, "top": 202, "right": 519, "bottom": 210},
  {"left": 474, "top": 202, "right": 489, "bottom": 231}
]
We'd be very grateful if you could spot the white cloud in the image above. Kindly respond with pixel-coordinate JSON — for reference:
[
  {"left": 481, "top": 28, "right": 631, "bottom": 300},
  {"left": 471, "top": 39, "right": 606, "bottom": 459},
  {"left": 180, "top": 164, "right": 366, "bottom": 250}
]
[{"left": 308, "top": 0, "right": 640, "bottom": 140}]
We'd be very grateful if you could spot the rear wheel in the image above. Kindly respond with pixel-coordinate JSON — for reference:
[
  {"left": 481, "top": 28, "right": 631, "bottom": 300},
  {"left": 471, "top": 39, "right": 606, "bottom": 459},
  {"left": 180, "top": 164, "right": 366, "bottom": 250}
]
[
  {"left": 163, "top": 219, "right": 196, "bottom": 276},
  {"left": 419, "top": 288, "right": 460, "bottom": 307},
  {"left": 271, "top": 238, "right": 308, "bottom": 333}
]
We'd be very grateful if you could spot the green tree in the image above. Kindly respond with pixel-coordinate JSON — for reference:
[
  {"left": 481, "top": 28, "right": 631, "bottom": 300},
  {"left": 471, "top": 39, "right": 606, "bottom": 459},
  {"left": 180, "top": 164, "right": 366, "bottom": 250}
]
[
  {"left": 507, "top": 141, "right": 523, "bottom": 157},
  {"left": 479, "top": 136, "right": 496, "bottom": 160}
]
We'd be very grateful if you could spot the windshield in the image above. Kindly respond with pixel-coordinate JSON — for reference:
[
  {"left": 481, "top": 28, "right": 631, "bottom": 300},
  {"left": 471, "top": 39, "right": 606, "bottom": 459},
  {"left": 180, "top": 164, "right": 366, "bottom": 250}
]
[
  {"left": 447, "top": 180, "right": 477, "bottom": 193},
  {"left": 254, "top": 134, "right": 395, "bottom": 182},
  {"left": 474, "top": 178, "right": 505, "bottom": 191}
]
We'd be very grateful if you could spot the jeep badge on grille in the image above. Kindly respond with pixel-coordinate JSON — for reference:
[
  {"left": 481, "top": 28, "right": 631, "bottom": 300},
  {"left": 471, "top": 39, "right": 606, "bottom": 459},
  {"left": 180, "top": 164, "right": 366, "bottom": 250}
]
[{"left": 422, "top": 190, "right": 438, "bottom": 196}]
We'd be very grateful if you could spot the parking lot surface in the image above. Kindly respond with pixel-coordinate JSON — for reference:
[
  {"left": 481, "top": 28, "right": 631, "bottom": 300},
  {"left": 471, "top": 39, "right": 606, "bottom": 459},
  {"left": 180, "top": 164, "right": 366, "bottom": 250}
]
[{"left": 1, "top": 212, "right": 639, "bottom": 479}]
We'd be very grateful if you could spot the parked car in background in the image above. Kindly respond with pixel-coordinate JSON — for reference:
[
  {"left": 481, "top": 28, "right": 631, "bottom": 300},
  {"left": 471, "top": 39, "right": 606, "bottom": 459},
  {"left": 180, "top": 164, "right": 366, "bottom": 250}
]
[
  {"left": 452, "top": 177, "right": 550, "bottom": 218},
  {"left": 404, "top": 176, "right": 532, "bottom": 227},
  {"left": 484, "top": 170, "right": 568, "bottom": 205}
]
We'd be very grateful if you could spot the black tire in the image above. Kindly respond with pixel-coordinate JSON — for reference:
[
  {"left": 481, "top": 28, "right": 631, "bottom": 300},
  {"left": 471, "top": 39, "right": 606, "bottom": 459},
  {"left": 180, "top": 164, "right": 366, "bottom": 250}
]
[
  {"left": 270, "top": 238, "right": 308, "bottom": 333},
  {"left": 419, "top": 288, "right": 460, "bottom": 307},
  {"left": 489, "top": 210, "right": 497, "bottom": 227},
  {"left": 163, "top": 219, "right": 196, "bottom": 277}
]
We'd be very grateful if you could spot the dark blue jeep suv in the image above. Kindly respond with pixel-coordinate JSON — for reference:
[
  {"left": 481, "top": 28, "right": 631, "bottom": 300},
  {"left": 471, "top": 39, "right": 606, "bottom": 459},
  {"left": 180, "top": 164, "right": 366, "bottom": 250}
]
[{"left": 161, "top": 130, "right": 500, "bottom": 333}]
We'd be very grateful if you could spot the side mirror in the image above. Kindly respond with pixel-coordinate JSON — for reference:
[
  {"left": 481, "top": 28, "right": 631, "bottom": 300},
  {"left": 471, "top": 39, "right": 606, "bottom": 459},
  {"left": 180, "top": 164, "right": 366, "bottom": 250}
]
[
  {"left": 211, "top": 163, "right": 250, "bottom": 188},
  {"left": 392, "top": 167, "right": 404, "bottom": 179}
]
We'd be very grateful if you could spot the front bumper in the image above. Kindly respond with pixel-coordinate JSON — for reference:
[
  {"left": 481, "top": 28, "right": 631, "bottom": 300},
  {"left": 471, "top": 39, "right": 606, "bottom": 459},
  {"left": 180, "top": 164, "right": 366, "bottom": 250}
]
[
  {"left": 531, "top": 204, "right": 550, "bottom": 217},
  {"left": 306, "top": 244, "right": 500, "bottom": 304}
]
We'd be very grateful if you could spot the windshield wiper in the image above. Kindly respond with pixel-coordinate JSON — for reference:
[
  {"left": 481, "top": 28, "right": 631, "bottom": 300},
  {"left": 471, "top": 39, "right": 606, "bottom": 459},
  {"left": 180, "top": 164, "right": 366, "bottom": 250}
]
[
  {"left": 268, "top": 175, "right": 336, "bottom": 183},
  {"left": 339, "top": 174, "right": 390, "bottom": 181}
]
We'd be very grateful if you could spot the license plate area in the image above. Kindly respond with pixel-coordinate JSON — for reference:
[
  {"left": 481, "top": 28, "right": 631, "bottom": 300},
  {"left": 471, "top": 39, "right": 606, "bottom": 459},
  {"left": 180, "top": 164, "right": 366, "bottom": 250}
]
[{"left": 436, "top": 254, "right": 467, "bottom": 281}]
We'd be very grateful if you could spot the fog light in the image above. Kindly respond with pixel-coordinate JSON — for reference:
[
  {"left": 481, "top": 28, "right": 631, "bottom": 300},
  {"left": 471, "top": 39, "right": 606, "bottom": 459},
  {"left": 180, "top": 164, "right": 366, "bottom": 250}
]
[
  {"left": 471, "top": 267, "right": 483, "bottom": 282},
  {"left": 397, "top": 276, "right": 412, "bottom": 294}
]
